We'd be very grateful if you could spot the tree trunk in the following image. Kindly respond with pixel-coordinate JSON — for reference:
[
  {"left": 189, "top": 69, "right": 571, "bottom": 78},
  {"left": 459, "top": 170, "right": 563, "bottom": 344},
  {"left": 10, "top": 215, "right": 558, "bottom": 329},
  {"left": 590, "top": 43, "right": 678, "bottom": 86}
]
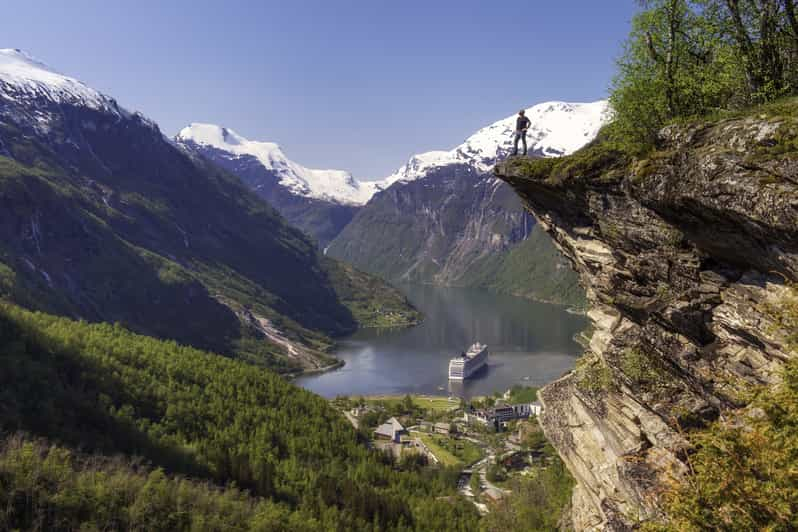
[
  {"left": 725, "top": 0, "right": 763, "bottom": 93},
  {"left": 665, "top": 0, "right": 679, "bottom": 116},
  {"left": 757, "top": 0, "right": 784, "bottom": 96},
  {"left": 783, "top": 0, "right": 798, "bottom": 45}
]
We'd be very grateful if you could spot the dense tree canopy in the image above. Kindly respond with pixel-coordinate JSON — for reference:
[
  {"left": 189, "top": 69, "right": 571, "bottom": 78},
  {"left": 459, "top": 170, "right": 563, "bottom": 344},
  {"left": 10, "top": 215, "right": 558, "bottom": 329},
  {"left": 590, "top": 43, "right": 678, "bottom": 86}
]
[
  {"left": 611, "top": 0, "right": 798, "bottom": 149},
  {"left": 0, "top": 301, "right": 478, "bottom": 530}
]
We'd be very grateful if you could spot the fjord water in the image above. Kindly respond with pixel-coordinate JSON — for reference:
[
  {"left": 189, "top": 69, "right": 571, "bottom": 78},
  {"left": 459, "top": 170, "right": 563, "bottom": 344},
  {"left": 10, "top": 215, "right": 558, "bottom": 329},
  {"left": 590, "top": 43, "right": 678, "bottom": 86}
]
[{"left": 297, "top": 284, "right": 587, "bottom": 399}]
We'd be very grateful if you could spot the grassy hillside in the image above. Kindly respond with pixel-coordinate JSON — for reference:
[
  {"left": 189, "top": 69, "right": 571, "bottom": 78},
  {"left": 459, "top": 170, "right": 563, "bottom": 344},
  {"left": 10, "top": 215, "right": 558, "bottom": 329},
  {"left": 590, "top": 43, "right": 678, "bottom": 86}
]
[
  {"left": 459, "top": 224, "right": 586, "bottom": 310},
  {"left": 0, "top": 300, "right": 478, "bottom": 530},
  {"left": 324, "top": 258, "right": 422, "bottom": 328},
  {"left": 0, "top": 111, "right": 416, "bottom": 372}
]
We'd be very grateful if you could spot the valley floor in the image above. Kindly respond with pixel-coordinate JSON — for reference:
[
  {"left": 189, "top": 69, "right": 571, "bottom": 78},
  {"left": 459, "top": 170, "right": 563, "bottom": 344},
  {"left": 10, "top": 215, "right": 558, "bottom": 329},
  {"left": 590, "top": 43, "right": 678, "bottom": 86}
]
[{"left": 330, "top": 390, "right": 573, "bottom": 525}]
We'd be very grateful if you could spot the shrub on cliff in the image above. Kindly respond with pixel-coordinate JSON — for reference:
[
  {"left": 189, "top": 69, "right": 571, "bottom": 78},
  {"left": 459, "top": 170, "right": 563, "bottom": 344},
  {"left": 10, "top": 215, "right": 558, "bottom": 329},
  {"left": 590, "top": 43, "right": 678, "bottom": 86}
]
[
  {"left": 611, "top": 0, "right": 798, "bottom": 151},
  {"left": 648, "top": 285, "right": 798, "bottom": 531}
]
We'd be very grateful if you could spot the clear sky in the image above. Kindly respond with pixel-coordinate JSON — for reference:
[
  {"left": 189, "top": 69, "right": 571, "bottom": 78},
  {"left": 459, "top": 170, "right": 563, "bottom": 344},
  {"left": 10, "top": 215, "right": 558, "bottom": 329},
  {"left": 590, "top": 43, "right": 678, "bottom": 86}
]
[{"left": 3, "top": 0, "right": 637, "bottom": 179}]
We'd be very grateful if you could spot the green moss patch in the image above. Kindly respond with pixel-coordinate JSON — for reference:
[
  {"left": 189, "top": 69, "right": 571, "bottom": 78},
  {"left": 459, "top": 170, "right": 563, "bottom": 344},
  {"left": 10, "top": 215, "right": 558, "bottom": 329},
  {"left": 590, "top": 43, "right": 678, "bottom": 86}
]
[
  {"left": 502, "top": 134, "right": 630, "bottom": 185},
  {"left": 574, "top": 354, "right": 615, "bottom": 394}
]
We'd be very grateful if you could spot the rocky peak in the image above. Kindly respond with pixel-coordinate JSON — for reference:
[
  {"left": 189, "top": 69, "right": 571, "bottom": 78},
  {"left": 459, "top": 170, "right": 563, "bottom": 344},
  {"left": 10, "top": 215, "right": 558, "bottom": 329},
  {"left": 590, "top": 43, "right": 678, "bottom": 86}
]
[
  {"left": 495, "top": 105, "right": 797, "bottom": 529},
  {"left": 175, "top": 122, "right": 375, "bottom": 206}
]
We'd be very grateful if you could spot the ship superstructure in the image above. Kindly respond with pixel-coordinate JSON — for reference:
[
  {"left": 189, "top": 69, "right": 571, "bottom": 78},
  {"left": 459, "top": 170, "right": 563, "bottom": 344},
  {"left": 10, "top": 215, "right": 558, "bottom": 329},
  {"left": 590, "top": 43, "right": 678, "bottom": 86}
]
[{"left": 448, "top": 343, "right": 488, "bottom": 380}]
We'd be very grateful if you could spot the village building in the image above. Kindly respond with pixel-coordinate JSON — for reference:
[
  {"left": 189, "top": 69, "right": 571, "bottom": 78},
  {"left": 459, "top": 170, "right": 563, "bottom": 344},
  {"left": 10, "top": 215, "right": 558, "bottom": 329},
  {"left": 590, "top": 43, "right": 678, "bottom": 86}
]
[
  {"left": 483, "top": 487, "right": 505, "bottom": 502},
  {"left": 349, "top": 405, "right": 374, "bottom": 418},
  {"left": 433, "top": 422, "right": 451, "bottom": 435},
  {"left": 374, "top": 417, "right": 406, "bottom": 443},
  {"left": 465, "top": 402, "right": 543, "bottom": 427}
]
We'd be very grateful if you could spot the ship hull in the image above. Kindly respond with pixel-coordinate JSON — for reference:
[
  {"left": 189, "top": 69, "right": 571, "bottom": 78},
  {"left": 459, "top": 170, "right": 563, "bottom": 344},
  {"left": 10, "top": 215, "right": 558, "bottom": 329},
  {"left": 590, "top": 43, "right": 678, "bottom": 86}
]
[{"left": 448, "top": 344, "right": 488, "bottom": 380}]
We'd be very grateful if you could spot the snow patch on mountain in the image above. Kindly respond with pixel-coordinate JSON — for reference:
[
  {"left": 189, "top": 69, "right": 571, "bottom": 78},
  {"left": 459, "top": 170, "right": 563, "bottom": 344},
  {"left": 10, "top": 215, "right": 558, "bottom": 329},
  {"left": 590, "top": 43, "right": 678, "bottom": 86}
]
[
  {"left": 0, "top": 49, "right": 122, "bottom": 113},
  {"left": 0, "top": 48, "right": 161, "bottom": 139},
  {"left": 176, "top": 123, "right": 376, "bottom": 205},
  {"left": 384, "top": 100, "right": 611, "bottom": 184}
]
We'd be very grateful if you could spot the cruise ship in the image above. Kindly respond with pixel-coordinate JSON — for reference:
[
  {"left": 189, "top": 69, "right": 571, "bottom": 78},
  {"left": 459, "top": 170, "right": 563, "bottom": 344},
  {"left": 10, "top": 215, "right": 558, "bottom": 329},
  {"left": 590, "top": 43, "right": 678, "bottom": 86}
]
[{"left": 448, "top": 343, "right": 488, "bottom": 380}]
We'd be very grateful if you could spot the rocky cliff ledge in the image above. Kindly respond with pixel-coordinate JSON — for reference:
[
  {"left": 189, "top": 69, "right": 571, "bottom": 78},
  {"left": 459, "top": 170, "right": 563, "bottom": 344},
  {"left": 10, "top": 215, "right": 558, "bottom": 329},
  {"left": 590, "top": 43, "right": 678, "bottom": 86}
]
[{"left": 496, "top": 107, "right": 798, "bottom": 530}]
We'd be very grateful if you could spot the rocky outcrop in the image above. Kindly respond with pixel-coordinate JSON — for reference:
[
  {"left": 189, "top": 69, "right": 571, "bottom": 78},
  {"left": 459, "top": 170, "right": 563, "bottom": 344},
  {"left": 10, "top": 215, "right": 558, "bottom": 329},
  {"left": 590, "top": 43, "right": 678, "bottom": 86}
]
[{"left": 496, "top": 110, "right": 798, "bottom": 529}]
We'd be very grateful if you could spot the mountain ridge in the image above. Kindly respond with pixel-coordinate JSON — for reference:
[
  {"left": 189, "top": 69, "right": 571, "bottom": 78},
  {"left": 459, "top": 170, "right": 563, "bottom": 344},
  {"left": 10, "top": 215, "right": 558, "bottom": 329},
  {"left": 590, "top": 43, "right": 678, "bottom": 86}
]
[
  {"left": 326, "top": 100, "right": 610, "bottom": 307},
  {"left": 0, "top": 48, "right": 417, "bottom": 372},
  {"left": 176, "top": 122, "right": 382, "bottom": 206},
  {"left": 383, "top": 100, "right": 610, "bottom": 183}
]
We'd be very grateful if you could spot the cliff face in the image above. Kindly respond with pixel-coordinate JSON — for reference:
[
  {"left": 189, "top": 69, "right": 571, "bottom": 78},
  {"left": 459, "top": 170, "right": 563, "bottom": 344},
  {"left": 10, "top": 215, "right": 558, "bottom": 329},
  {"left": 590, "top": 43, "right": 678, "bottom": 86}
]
[
  {"left": 496, "top": 110, "right": 798, "bottom": 529},
  {"left": 328, "top": 166, "right": 585, "bottom": 306},
  {"left": 329, "top": 166, "right": 528, "bottom": 282}
]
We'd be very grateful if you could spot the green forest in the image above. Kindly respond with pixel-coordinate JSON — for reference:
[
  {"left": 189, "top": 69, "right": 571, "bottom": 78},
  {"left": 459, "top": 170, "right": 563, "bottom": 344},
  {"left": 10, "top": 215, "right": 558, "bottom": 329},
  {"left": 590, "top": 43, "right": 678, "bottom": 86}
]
[
  {"left": 0, "top": 301, "right": 478, "bottom": 530},
  {"left": 611, "top": 0, "right": 798, "bottom": 151}
]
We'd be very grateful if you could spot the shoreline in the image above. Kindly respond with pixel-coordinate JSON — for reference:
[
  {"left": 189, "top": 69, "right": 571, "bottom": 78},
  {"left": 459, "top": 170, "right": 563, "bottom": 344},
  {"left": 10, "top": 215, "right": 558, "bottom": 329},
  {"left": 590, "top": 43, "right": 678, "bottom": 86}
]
[
  {"left": 289, "top": 315, "right": 426, "bottom": 381},
  {"left": 288, "top": 358, "right": 345, "bottom": 380},
  {"left": 359, "top": 393, "right": 458, "bottom": 401},
  {"left": 399, "top": 280, "right": 588, "bottom": 315},
  {"left": 291, "top": 283, "right": 587, "bottom": 385}
]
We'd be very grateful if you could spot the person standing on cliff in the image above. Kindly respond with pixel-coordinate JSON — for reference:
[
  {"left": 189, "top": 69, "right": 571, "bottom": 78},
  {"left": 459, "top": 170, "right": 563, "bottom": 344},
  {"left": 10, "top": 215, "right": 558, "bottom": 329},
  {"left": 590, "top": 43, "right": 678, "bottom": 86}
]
[{"left": 512, "top": 109, "right": 531, "bottom": 156}]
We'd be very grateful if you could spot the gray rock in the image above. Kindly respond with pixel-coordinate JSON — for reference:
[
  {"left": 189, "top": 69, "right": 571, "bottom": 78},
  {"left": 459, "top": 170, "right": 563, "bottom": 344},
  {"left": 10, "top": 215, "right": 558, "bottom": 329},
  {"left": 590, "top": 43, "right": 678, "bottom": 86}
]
[{"left": 495, "top": 111, "right": 797, "bottom": 529}]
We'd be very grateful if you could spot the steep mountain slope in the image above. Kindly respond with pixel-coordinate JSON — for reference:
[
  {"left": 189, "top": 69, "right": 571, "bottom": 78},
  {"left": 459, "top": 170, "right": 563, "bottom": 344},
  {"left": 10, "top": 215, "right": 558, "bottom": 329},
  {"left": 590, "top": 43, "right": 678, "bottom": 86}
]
[
  {"left": 0, "top": 49, "right": 414, "bottom": 373},
  {"left": 175, "top": 124, "right": 385, "bottom": 247},
  {"left": 495, "top": 103, "right": 798, "bottom": 529},
  {"left": 328, "top": 101, "right": 610, "bottom": 306}
]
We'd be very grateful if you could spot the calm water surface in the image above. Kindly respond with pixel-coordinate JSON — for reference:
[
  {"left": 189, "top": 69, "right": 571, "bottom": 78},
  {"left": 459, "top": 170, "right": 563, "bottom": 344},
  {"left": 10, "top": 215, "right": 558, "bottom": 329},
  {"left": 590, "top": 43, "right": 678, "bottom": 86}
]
[{"left": 297, "top": 285, "right": 587, "bottom": 399}]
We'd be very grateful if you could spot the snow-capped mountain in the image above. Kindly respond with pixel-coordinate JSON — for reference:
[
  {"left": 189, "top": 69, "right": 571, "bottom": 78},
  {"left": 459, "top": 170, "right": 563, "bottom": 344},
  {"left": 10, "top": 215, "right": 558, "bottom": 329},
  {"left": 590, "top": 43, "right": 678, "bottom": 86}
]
[
  {"left": 175, "top": 124, "right": 372, "bottom": 246},
  {"left": 0, "top": 48, "right": 155, "bottom": 136},
  {"left": 0, "top": 48, "right": 403, "bottom": 372},
  {"left": 0, "top": 48, "right": 108, "bottom": 108},
  {"left": 326, "top": 100, "right": 610, "bottom": 303},
  {"left": 384, "top": 100, "right": 610, "bottom": 184},
  {"left": 176, "top": 123, "right": 376, "bottom": 206},
  {"left": 177, "top": 101, "right": 609, "bottom": 211}
]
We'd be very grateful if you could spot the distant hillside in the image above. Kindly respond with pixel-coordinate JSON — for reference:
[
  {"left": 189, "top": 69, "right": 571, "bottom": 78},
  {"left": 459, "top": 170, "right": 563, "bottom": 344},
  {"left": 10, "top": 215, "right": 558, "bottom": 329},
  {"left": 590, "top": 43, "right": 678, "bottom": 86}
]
[
  {"left": 329, "top": 168, "right": 585, "bottom": 308},
  {"left": 175, "top": 123, "right": 390, "bottom": 247},
  {"left": 458, "top": 224, "right": 586, "bottom": 308}
]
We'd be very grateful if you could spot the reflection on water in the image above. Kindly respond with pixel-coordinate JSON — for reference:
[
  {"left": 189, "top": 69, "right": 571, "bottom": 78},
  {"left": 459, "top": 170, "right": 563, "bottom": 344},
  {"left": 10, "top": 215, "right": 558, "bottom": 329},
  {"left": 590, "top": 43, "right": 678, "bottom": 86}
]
[{"left": 296, "top": 284, "right": 587, "bottom": 399}]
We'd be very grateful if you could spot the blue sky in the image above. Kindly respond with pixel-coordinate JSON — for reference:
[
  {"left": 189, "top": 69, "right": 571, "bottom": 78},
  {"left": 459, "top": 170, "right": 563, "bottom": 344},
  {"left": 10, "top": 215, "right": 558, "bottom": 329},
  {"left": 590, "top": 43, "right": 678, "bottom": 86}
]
[{"left": 4, "top": 1, "right": 637, "bottom": 179}]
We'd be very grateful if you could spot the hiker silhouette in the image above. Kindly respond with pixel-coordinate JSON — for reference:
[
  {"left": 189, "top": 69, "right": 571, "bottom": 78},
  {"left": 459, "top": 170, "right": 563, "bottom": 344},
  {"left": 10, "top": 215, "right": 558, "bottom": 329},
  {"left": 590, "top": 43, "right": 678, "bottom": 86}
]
[{"left": 512, "top": 110, "right": 531, "bottom": 156}]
